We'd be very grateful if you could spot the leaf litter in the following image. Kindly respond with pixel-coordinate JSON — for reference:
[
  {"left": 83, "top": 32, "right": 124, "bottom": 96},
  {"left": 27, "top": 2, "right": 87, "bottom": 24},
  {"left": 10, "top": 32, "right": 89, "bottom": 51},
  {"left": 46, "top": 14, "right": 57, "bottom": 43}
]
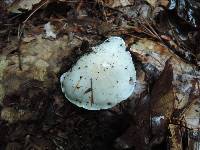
[{"left": 0, "top": 0, "right": 200, "bottom": 149}]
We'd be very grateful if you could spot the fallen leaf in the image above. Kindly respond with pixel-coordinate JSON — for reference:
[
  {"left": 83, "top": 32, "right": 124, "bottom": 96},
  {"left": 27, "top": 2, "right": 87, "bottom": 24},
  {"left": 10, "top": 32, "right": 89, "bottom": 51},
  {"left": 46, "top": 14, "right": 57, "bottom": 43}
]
[
  {"left": 44, "top": 22, "right": 57, "bottom": 39},
  {"left": 130, "top": 38, "right": 200, "bottom": 110},
  {"left": 100, "top": 0, "right": 134, "bottom": 8},
  {"left": 151, "top": 58, "right": 175, "bottom": 119},
  {"left": 145, "top": 0, "right": 157, "bottom": 7},
  {"left": 182, "top": 100, "right": 200, "bottom": 129},
  {"left": 145, "top": 0, "right": 169, "bottom": 7},
  {"left": 22, "top": 36, "right": 36, "bottom": 43},
  {"left": 168, "top": 124, "right": 182, "bottom": 150},
  {"left": 8, "top": 0, "right": 42, "bottom": 13},
  {"left": 0, "top": 107, "right": 33, "bottom": 123}
]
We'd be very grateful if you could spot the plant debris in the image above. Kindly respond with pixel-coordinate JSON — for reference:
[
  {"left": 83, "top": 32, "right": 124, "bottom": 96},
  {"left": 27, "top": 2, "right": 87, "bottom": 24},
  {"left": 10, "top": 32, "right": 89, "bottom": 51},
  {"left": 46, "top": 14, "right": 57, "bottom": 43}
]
[{"left": 0, "top": 0, "right": 199, "bottom": 149}]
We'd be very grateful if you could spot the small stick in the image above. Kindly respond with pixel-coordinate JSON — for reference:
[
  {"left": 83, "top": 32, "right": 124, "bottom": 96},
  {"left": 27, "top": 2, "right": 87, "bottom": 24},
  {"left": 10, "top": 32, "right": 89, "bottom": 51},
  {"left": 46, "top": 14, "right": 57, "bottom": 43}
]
[
  {"left": 90, "top": 78, "right": 94, "bottom": 106},
  {"left": 16, "top": 0, "right": 48, "bottom": 70},
  {"left": 17, "top": 24, "right": 24, "bottom": 70},
  {"left": 23, "top": 0, "right": 49, "bottom": 25}
]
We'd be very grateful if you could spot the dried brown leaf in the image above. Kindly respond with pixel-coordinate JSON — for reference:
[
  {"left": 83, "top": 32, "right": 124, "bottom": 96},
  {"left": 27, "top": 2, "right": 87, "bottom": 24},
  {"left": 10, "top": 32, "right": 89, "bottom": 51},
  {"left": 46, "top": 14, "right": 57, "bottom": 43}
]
[
  {"left": 168, "top": 124, "right": 182, "bottom": 150},
  {"left": 145, "top": 0, "right": 169, "bottom": 7},
  {"left": 182, "top": 100, "right": 200, "bottom": 129},
  {"left": 8, "top": 0, "right": 42, "bottom": 13},
  {"left": 100, "top": 0, "right": 134, "bottom": 8},
  {"left": 130, "top": 38, "right": 200, "bottom": 110},
  {"left": 151, "top": 58, "right": 175, "bottom": 118}
]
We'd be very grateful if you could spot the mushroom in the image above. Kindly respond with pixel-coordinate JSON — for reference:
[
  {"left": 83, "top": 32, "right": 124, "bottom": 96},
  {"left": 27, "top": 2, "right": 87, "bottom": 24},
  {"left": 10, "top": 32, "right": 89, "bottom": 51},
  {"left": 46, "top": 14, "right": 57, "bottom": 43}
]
[{"left": 60, "top": 36, "right": 136, "bottom": 110}]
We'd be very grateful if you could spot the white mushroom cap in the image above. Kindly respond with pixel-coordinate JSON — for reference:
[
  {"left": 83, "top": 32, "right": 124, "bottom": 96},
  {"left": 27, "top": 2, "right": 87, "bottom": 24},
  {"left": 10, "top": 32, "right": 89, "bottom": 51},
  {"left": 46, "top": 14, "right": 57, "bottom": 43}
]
[{"left": 60, "top": 36, "right": 136, "bottom": 110}]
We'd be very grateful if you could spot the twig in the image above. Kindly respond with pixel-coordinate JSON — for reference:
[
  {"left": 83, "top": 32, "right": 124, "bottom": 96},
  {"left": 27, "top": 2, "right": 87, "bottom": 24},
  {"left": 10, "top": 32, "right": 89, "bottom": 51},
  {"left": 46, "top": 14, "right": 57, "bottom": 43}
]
[
  {"left": 16, "top": 24, "right": 24, "bottom": 70},
  {"left": 142, "top": 18, "right": 162, "bottom": 41},
  {"left": 15, "top": 0, "right": 49, "bottom": 70},
  {"left": 102, "top": 4, "right": 124, "bottom": 14},
  {"left": 90, "top": 78, "right": 94, "bottom": 106},
  {"left": 23, "top": 0, "right": 49, "bottom": 25}
]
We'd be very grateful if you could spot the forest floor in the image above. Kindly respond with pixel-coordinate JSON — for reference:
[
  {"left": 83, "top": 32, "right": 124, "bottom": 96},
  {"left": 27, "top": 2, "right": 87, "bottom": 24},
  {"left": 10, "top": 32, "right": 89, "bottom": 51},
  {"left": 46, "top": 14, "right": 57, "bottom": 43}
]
[{"left": 0, "top": 0, "right": 200, "bottom": 150}]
